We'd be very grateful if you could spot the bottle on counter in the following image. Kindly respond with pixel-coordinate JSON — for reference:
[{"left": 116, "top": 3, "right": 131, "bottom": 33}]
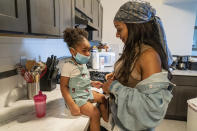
[
  {"left": 91, "top": 46, "right": 100, "bottom": 70},
  {"left": 99, "top": 56, "right": 105, "bottom": 70}
]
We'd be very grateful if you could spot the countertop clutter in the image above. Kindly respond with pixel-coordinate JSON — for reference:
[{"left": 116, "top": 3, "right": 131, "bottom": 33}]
[{"left": 0, "top": 85, "right": 90, "bottom": 131}]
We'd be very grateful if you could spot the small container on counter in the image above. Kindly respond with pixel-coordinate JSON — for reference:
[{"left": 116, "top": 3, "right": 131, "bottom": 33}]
[
  {"left": 91, "top": 48, "right": 100, "bottom": 70},
  {"left": 99, "top": 56, "right": 105, "bottom": 69},
  {"left": 33, "top": 91, "right": 47, "bottom": 118},
  {"left": 27, "top": 73, "right": 40, "bottom": 99},
  {"left": 27, "top": 82, "right": 40, "bottom": 99}
]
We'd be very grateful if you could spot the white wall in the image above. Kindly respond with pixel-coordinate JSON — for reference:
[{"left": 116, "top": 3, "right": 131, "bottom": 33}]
[
  {"left": 100, "top": 0, "right": 197, "bottom": 56},
  {"left": 100, "top": 0, "right": 127, "bottom": 59},
  {"left": 156, "top": 1, "right": 197, "bottom": 55},
  {"left": 0, "top": 37, "right": 71, "bottom": 70}
]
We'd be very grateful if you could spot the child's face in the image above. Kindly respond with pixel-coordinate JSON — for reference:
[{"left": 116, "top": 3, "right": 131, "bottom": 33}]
[{"left": 70, "top": 38, "right": 91, "bottom": 57}]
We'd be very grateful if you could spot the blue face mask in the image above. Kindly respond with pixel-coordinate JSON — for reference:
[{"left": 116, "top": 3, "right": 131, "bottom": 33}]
[{"left": 74, "top": 52, "right": 90, "bottom": 64}]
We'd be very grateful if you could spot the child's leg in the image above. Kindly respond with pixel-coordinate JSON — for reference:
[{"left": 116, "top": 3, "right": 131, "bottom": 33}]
[
  {"left": 80, "top": 102, "right": 100, "bottom": 131},
  {"left": 92, "top": 91, "right": 109, "bottom": 122}
]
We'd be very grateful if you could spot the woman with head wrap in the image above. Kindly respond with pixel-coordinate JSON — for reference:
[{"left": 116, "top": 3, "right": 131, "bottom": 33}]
[{"left": 102, "top": 1, "right": 174, "bottom": 131}]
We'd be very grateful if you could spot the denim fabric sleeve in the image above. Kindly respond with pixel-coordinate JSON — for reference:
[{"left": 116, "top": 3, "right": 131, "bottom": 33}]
[{"left": 109, "top": 80, "right": 172, "bottom": 130}]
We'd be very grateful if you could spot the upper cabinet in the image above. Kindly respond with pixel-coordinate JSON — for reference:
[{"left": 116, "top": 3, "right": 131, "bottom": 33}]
[
  {"left": 29, "top": 0, "right": 60, "bottom": 35},
  {"left": 99, "top": 5, "right": 103, "bottom": 40},
  {"left": 74, "top": 0, "right": 103, "bottom": 41},
  {"left": 0, "top": 0, "right": 74, "bottom": 36},
  {"left": 92, "top": 0, "right": 99, "bottom": 28},
  {"left": 84, "top": 0, "right": 93, "bottom": 19},
  {"left": 75, "top": 0, "right": 84, "bottom": 13},
  {"left": 0, "top": 0, "right": 28, "bottom": 33},
  {"left": 92, "top": 0, "right": 103, "bottom": 41},
  {"left": 59, "top": 0, "right": 75, "bottom": 36},
  {"left": 28, "top": 0, "right": 75, "bottom": 36},
  {"left": 75, "top": 0, "right": 93, "bottom": 19},
  {"left": 0, "top": 0, "right": 102, "bottom": 40}
]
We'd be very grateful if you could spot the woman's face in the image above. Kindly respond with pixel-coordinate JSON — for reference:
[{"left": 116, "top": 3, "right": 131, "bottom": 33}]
[
  {"left": 70, "top": 38, "right": 91, "bottom": 57},
  {"left": 114, "top": 21, "right": 128, "bottom": 44}
]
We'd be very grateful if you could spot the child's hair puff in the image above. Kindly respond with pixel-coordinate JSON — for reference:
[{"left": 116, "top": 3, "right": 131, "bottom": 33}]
[{"left": 63, "top": 28, "right": 88, "bottom": 48}]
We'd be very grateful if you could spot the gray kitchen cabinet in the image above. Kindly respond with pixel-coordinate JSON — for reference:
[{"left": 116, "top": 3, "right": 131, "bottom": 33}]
[
  {"left": 176, "top": 85, "right": 197, "bottom": 119},
  {"left": 29, "top": 0, "right": 60, "bottom": 36},
  {"left": 92, "top": 0, "right": 99, "bottom": 28},
  {"left": 75, "top": 0, "right": 93, "bottom": 19},
  {"left": 99, "top": 5, "right": 103, "bottom": 40},
  {"left": 0, "top": 0, "right": 28, "bottom": 33},
  {"left": 92, "top": 0, "right": 102, "bottom": 41},
  {"left": 0, "top": 0, "right": 74, "bottom": 37},
  {"left": 0, "top": 0, "right": 102, "bottom": 38},
  {"left": 165, "top": 75, "right": 197, "bottom": 121},
  {"left": 84, "top": 0, "right": 93, "bottom": 19},
  {"left": 74, "top": 0, "right": 103, "bottom": 41},
  {"left": 165, "top": 86, "right": 178, "bottom": 117},
  {"left": 75, "top": 0, "right": 84, "bottom": 13},
  {"left": 59, "top": 0, "right": 75, "bottom": 36}
]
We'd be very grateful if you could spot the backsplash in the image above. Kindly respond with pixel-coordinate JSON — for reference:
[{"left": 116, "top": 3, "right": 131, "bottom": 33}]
[
  {"left": 0, "top": 36, "right": 71, "bottom": 108},
  {"left": 0, "top": 36, "right": 71, "bottom": 67},
  {"left": 0, "top": 75, "right": 26, "bottom": 108}
]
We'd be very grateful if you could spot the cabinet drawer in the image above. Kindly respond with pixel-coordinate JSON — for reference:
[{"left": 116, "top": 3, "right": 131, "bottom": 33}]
[{"left": 172, "top": 75, "right": 197, "bottom": 86}]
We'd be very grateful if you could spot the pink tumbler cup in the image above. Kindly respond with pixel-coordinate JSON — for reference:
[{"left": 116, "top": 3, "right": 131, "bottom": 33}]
[{"left": 33, "top": 91, "right": 47, "bottom": 118}]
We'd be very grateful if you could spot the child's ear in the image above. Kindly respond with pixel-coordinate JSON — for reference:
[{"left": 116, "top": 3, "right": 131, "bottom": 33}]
[{"left": 69, "top": 47, "right": 75, "bottom": 56}]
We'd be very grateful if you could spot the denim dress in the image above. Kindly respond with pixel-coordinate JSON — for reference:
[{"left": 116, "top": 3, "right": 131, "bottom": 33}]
[{"left": 68, "top": 60, "right": 94, "bottom": 107}]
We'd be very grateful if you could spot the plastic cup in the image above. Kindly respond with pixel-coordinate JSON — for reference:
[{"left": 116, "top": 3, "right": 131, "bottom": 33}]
[{"left": 33, "top": 91, "right": 47, "bottom": 118}]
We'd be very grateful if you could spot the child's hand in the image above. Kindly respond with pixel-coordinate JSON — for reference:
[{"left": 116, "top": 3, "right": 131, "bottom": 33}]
[
  {"left": 91, "top": 81, "right": 103, "bottom": 88},
  {"left": 69, "top": 104, "right": 81, "bottom": 116}
]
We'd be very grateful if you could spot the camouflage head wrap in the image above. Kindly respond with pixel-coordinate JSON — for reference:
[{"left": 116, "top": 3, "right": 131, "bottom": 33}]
[
  {"left": 114, "top": 1, "right": 173, "bottom": 66},
  {"left": 114, "top": 0, "right": 156, "bottom": 23}
]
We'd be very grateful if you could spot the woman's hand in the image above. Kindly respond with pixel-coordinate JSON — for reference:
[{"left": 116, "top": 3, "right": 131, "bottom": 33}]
[
  {"left": 105, "top": 72, "right": 114, "bottom": 81},
  {"left": 69, "top": 103, "right": 81, "bottom": 116},
  {"left": 102, "top": 75, "right": 114, "bottom": 94},
  {"left": 91, "top": 81, "right": 103, "bottom": 88}
]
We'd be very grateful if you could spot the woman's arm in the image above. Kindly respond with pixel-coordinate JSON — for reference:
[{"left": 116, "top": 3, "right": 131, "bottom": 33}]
[
  {"left": 60, "top": 76, "right": 81, "bottom": 116},
  {"left": 139, "top": 48, "right": 162, "bottom": 80}
]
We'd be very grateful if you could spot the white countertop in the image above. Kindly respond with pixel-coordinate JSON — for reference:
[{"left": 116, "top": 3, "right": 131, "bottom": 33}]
[
  {"left": 88, "top": 66, "right": 114, "bottom": 72},
  {"left": 0, "top": 85, "right": 90, "bottom": 131},
  {"left": 88, "top": 67, "right": 197, "bottom": 76},
  {"left": 171, "top": 70, "right": 197, "bottom": 76}
]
